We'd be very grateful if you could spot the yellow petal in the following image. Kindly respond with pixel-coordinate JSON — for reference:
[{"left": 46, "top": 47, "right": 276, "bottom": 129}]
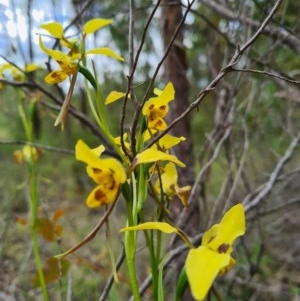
[
  {"left": 83, "top": 18, "right": 112, "bottom": 35},
  {"left": 154, "top": 162, "right": 178, "bottom": 195},
  {"left": 86, "top": 48, "right": 124, "bottom": 61},
  {"left": 120, "top": 222, "right": 178, "bottom": 234},
  {"left": 185, "top": 246, "right": 231, "bottom": 301},
  {"left": 41, "top": 22, "right": 64, "bottom": 39},
  {"left": 203, "top": 204, "right": 245, "bottom": 254},
  {"left": 175, "top": 185, "right": 191, "bottom": 207},
  {"left": 156, "top": 134, "right": 186, "bottom": 150},
  {"left": 44, "top": 70, "right": 68, "bottom": 84},
  {"left": 76, "top": 140, "right": 126, "bottom": 184},
  {"left": 39, "top": 36, "right": 70, "bottom": 63},
  {"left": 25, "top": 64, "right": 40, "bottom": 72},
  {"left": 75, "top": 139, "right": 105, "bottom": 166},
  {"left": 142, "top": 82, "right": 175, "bottom": 116},
  {"left": 135, "top": 148, "right": 185, "bottom": 167},
  {"left": 105, "top": 91, "right": 126, "bottom": 104},
  {"left": 86, "top": 184, "right": 119, "bottom": 208}
]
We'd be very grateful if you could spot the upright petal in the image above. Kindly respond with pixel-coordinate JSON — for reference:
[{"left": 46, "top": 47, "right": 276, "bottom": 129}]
[
  {"left": 83, "top": 18, "right": 112, "bottom": 35},
  {"left": 142, "top": 82, "right": 175, "bottom": 117},
  {"left": 41, "top": 22, "right": 64, "bottom": 39},
  {"left": 204, "top": 204, "right": 245, "bottom": 253},
  {"left": 75, "top": 140, "right": 105, "bottom": 166},
  {"left": 185, "top": 246, "right": 231, "bottom": 301}
]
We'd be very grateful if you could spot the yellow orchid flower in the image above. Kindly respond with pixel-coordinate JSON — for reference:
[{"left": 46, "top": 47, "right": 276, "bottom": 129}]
[
  {"left": 13, "top": 145, "right": 42, "bottom": 164},
  {"left": 39, "top": 19, "right": 123, "bottom": 85},
  {"left": 75, "top": 140, "right": 126, "bottom": 208},
  {"left": 0, "top": 63, "right": 40, "bottom": 84},
  {"left": 119, "top": 204, "right": 245, "bottom": 300},
  {"left": 39, "top": 37, "right": 79, "bottom": 84},
  {"left": 154, "top": 162, "right": 191, "bottom": 206},
  {"left": 185, "top": 203, "right": 245, "bottom": 300},
  {"left": 142, "top": 82, "right": 175, "bottom": 131}
]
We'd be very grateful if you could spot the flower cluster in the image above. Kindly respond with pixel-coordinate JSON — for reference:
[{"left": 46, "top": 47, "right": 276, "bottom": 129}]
[{"left": 39, "top": 19, "right": 124, "bottom": 84}]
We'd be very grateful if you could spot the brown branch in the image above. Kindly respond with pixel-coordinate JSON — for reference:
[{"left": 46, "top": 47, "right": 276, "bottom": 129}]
[
  {"left": 200, "top": 0, "right": 300, "bottom": 53},
  {"left": 243, "top": 132, "right": 300, "bottom": 212},
  {"left": 130, "top": 0, "right": 196, "bottom": 156},
  {"left": 232, "top": 68, "right": 300, "bottom": 85},
  {"left": 148, "top": 0, "right": 283, "bottom": 149},
  {"left": 0, "top": 78, "right": 112, "bottom": 146}
]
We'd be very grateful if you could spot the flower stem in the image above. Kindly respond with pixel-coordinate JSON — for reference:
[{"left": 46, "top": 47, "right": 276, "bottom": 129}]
[
  {"left": 124, "top": 173, "right": 141, "bottom": 301},
  {"left": 29, "top": 155, "right": 49, "bottom": 301}
]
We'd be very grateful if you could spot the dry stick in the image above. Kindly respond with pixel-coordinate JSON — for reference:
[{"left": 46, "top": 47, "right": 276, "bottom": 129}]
[
  {"left": 243, "top": 132, "right": 300, "bottom": 212},
  {"left": 232, "top": 68, "right": 300, "bottom": 85},
  {"left": 148, "top": 0, "right": 284, "bottom": 149},
  {"left": 98, "top": 246, "right": 126, "bottom": 301},
  {"left": 124, "top": 0, "right": 162, "bottom": 156},
  {"left": 175, "top": 126, "right": 232, "bottom": 235},
  {"left": 0, "top": 140, "right": 74, "bottom": 155},
  {"left": 130, "top": 0, "right": 196, "bottom": 155},
  {"left": 55, "top": 200, "right": 119, "bottom": 259},
  {"left": 0, "top": 78, "right": 110, "bottom": 143},
  {"left": 119, "top": 0, "right": 140, "bottom": 159},
  {"left": 200, "top": 0, "right": 300, "bottom": 53},
  {"left": 222, "top": 122, "right": 250, "bottom": 213}
]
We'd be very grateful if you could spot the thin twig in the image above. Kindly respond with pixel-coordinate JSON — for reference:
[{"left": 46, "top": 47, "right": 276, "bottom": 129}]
[
  {"left": 130, "top": 0, "right": 196, "bottom": 155},
  {"left": 243, "top": 132, "right": 300, "bottom": 211},
  {"left": 233, "top": 68, "right": 300, "bottom": 85},
  {"left": 148, "top": 0, "right": 283, "bottom": 149},
  {"left": 98, "top": 246, "right": 126, "bottom": 301}
]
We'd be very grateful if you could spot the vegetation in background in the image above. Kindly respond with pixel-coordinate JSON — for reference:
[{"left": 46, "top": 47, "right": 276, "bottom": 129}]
[{"left": 1, "top": 1, "right": 300, "bottom": 301}]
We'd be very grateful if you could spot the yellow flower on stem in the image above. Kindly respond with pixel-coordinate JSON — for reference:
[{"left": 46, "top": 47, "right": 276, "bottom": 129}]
[
  {"left": 185, "top": 203, "right": 245, "bottom": 300},
  {"left": 75, "top": 140, "right": 126, "bottom": 208},
  {"left": 142, "top": 82, "right": 175, "bottom": 131},
  {"left": 13, "top": 145, "right": 42, "bottom": 165},
  {"left": 120, "top": 204, "right": 245, "bottom": 300},
  {"left": 39, "top": 37, "right": 79, "bottom": 84},
  {"left": 154, "top": 162, "right": 191, "bottom": 206},
  {"left": 39, "top": 19, "right": 124, "bottom": 85}
]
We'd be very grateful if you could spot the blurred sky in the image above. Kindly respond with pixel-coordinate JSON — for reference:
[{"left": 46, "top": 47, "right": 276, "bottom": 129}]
[{"left": 0, "top": 0, "right": 75, "bottom": 64}]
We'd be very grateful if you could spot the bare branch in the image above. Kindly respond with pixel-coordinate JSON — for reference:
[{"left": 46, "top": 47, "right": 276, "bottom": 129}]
[
  {"left": 200, "top": 0, "right": 300, "bottom": 53},
  {"left": 148, "top": 0, "right": 283, "bottom": 148},
  {"left": 243, "top": 132, "right": 300, "bottom": 212}
]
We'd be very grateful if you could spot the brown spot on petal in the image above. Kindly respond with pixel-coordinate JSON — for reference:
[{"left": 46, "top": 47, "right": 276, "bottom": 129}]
[
  {"left": 218, "top": 243, "right": 230, "bottom": 253},
  {"left": 92, "top": 168, "right": 102, "bottom": 174},
  {"left": 207, "top": 235, "right": 216, "bottom": 244},
  {"left": 94, "top": 189, "right": 106, "bottom": 202}
]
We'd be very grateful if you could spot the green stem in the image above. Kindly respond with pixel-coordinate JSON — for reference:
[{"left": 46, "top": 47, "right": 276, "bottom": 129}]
[
  {"left": 144, "top": 230, "right": 158, "bottom": 298},
  {"left": 124, "top": 230, "right": 141, "bottom": 301},
  {"left": 124, "top": 173, "right": 141, "bottom": 301},
  {"left": 29, "top": 154, "right": 49, "bottom": 301}
]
